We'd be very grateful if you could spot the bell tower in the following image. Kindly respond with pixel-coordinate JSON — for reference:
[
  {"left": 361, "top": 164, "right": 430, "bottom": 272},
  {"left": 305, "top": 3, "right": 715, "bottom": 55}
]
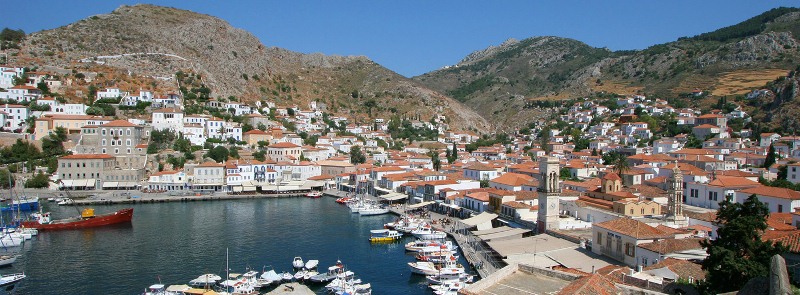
[
  {"left": 538, "top": 156, "right": 561, "bottom": 233},
  {"left": 665, "top": 163, "right": 688, "bottom": 227}
]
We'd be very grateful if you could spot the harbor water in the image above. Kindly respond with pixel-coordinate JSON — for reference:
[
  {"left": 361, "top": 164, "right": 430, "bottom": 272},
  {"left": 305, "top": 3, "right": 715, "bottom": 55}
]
[{"left": 1, "top": 197, "right": 474, "bottom": 294}]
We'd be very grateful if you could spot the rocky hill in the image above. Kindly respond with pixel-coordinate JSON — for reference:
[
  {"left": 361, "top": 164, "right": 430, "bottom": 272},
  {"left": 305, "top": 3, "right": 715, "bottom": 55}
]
[
  {"left": 7, "top": 4, "right": 489, "bottom": 131},
  {"left": 414, "top": 7, "right": 800, "bottom": 129}
]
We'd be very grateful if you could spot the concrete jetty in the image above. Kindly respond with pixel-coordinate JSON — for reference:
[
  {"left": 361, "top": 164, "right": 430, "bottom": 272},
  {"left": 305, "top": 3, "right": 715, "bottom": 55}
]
[{"left": 265, "top": 283, "right": 315, "bottom": 295}]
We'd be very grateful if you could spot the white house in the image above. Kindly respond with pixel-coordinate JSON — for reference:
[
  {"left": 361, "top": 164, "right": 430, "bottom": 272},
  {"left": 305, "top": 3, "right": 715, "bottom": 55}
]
[
  {"left": 736, "top": 186, "right": 800, "bottom": 213},
  {"left": 684, "top": 176, "right": 760, "bottom": 210},
  {"left": 463, "top": 162, "right": 500, "bottom": 181},
  {"left": 96, "top": 88, "right": 127, "bottom": 101},
  {"left": 0, "top": 104, "right": 29, "bottom": 131},
  {"left": 152, "top": 108, "right": 184, "bottom": 132}
]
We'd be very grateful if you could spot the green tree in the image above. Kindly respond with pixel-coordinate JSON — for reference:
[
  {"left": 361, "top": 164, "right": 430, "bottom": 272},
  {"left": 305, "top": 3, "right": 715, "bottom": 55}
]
[
  {"left": 204, "top": 146, "right": 229, "bottom": 163},
  {"left": 431, "top": 151, "right": 441, "bottom": 171},
  {"left": 0, "top": 169, "right": 15, "bottom": 189},
  {"left": 602, "top": 151, "right": 629, "bottom": 175},
  {"left": 350, "top": 146, "right": 366, "bottom": 165},
  {"left": 700, "top": 194, "right": 788, "bottom": 293},
  {"left": 24, "top": 172, "right": 51, "bottom": 188},
  {"left": 173, "top": 136, "right": 192, "bottom": 153},
  {"left": 763, "top": 143, "right": 776, "bottom": 168}
]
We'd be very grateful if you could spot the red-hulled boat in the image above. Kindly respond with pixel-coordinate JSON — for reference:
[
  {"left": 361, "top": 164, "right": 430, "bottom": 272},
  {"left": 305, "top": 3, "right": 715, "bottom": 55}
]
[{"left": 21, "top": 208, "right": 133, "bottom": 230}]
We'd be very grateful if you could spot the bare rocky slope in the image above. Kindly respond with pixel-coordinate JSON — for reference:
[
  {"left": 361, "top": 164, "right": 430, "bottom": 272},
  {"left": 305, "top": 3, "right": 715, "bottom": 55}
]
[
  {"left": 9, "top": 4, "right": 490, "bottom": 132},
  {"left": 414, "top": 7, "right": 800, "bottom": 129}
]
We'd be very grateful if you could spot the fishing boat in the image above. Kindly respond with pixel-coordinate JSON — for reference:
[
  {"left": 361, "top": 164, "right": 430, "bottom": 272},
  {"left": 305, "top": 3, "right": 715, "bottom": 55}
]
[
  {"left": 426, "top": 273, "right": 474, "bottom": 285},
  {"left": 369, "top": 229, "right": 402, "bottom": 242},
  {"left": 21, "top": 208, "right": 133, "bottom": 230},
  {"left": 0, "top": 197, "right": 39, "bottom": 213},
  {"left": 292, "top": 256, "right": 304, "bottom": 269},
  {"left": 188, "top": 273, "right": 222, "bottom": 287},
  {"left": 0, "top": 273, "right": 24, "bottom": 287},
  {"left": 305, "top": 191, "right": 323, "bottom": 198},
  {"left": 408, "top": 257, "right": 465, "bottom": 276}
]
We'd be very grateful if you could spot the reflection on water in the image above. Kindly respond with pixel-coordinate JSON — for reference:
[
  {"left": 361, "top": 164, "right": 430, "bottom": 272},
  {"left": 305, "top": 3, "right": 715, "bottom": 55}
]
[{"left": 0, "top": 197, "right": 473, "bottom": 294}]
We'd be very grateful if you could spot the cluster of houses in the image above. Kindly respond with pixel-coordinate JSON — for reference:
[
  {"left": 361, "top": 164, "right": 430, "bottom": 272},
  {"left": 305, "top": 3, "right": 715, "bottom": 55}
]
[{"left": 5, "top": 65, "right": 800, "bottom": 292}]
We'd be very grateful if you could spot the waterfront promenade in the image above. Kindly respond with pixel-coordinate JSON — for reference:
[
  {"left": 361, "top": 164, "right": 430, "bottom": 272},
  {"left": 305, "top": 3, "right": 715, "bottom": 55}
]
[{"left": 14, "top": 187, "right": 310, "bottom": 206}]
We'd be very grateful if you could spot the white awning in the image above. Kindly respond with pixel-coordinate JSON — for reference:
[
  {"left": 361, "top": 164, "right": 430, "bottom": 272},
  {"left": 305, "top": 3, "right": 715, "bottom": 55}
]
[
  {"left": 242, "top": 185, "right": 256, "bottom": 192},
  {"left": 232, "top": 186, "right": 243, "bottom": 192},
  {"left": 407, "top": 201, "right": 434, "bottom": 209},
  {"left": 102, "top": 181, "right": 118, "bottom": 188},
  {"left": 118, "top": 181, "right": 139, "bottom": 188},
  {"left": 379, "top": 193, "right": 407, "bottom": 201},
  {"left": 375, "top": 187, "right": 393, "bottom": 193},
  {"left": 461, "top": 212, "right": 498, "bottom": 228},
  {"left": 62, "top": 179, "right": 96, "bottom": 187}
]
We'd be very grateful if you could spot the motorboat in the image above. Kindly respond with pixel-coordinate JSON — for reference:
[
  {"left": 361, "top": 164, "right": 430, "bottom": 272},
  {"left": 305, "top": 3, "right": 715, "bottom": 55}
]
[
  {"left": 0, "top": 233, "right": 24, "bottom": 247},
  {"left": 57, "top": 198, "right": 73, "bottom": 206},
  {"left": 305, "top": 259, "right": 319, "bottom": 270},
  {"left": 22, "top": 208, "right": 133, "bottom": 230},
  {"left": 0, "top": 255, "right": 17, "bottom": 267},
  {"left": 308, "top": 260, "right": 345, "bottom": 283},
  {"left": 303, "top": 270, "right": 319, "bottom": 280},
  {"left": 305, "top": 191, "right": 323, "bottom": 198},
  {"left": 219, "top": 272, "right": 258, "bottom": 295},
  {"left": 431, "top": 281, "right": 470, "bottom": 295},
  {"left": 408, "top": 258, "right": 465, "bottom": 276},
  {"left": 0, "top": 273, "right": 24, "bottom": 287},
  {"left": 258, "top": 269, "right": 281, "bottom": 286},
  {"left": 325, "top": 275, "right": 361, "bottom": 294},
  {"left": 395, "top": 218, "right": 426, "bottom": 233},
  {"left": 293, "top": 269, "right": 308, "bottom": 280},
  {"left": 143, "top": 284, "right": 166, "bottom": 295},
  {"left": 334, "top": 282, "right": 372, "bottom": 295},
  {"left": 165, "top": 285, "right": 191, "bottom": 294},
  {"left": 188, "top": 273, "right": 222, "bottom": 287},
  {"left": 369, "top": 229, "right": 402, "bottom": 242},
  {"left": 411, "top": 225, "right": 447, "bottom": 240},
  {"left": 358, "top": 206, "right": 390, "bottom": 216},
  {"left": 292, "top": 256, "right": 304, "bottom": 269},
  {"left": 404, "top": 240, "right": 458, "bottom": 252},
  {"left": 335, "top": 197, "right": 351, "bottom": 204},
  {"left": 416, "top": 251, "right": 458, "bottom": 263},
  {"left": 280, "top": 272, "right": 293, "bottom": 282},
  {"left": 426, "top": 273, "right": 474, "bottom": 285}
]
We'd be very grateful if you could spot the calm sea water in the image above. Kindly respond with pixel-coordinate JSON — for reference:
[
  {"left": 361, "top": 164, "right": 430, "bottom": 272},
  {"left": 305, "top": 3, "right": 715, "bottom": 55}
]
[{"left": 0, "top": 197, "right": 473, "bottom": 294}]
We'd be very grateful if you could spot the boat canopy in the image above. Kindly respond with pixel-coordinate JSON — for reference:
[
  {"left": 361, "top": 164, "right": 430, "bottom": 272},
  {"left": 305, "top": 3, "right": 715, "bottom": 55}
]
[
  {"left": 379, "top": 192, "right": 407, "bottom": 201},
  {"left": 407, "top": 201, "right": 434, "bottom": 210}
]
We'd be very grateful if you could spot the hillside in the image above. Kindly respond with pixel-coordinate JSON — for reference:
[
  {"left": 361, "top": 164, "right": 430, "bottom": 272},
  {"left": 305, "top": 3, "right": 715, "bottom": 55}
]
[
  {"left": 415, "top": 7, "right": 800, "bottom": 129},
  {"left": 6, "top": 4, "right": 489, "bottom": 131}
]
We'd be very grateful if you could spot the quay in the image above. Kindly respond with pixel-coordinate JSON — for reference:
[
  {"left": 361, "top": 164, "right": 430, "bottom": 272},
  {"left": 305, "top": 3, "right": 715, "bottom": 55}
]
[
  {"left": 265, "top": 283, "right": 315, "bottom": 295},
  {"left": 321, "top": 189, "right": 505, "bottom": 279}
]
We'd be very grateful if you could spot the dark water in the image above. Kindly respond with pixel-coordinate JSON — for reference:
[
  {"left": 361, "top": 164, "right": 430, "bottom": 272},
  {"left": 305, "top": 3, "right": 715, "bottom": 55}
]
[{"left": 0, "top": 197, "right": 473, "bottom": 294}]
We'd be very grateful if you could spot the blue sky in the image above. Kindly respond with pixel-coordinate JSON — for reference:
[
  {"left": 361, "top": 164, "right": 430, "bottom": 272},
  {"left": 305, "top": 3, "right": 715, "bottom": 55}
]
[{"left": 2, "top": 1, "right": 798, "bottom": 77}]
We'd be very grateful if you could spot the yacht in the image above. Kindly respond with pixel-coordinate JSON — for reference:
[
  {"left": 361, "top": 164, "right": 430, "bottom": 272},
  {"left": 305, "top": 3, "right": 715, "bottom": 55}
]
[{"left": 411, "top": 225, "right": 446, "bottom": 240}]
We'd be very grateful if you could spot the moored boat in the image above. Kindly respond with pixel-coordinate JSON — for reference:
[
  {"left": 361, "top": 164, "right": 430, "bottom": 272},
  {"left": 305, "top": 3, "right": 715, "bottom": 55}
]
[
  {"left": 358, "top": 206, "right": 390, "bottom": 216},
  {"left": 0, "top": 273, "right": 24, "bottom": 287},
  {"left": 1, "top": 197, "right": 39, "bottom": 213},
  {"left": 305, "top": 259, "right": 319, "bottom": 270},
  {"left": 292, "top": 256, "right": 304, "bottom": 269},
  {"left": 369, "top": 229, "right": 402, "bottom": 242},
  {"left": 305, "top": 191, "right": 323, "bottom": 198},
  {"left": 188, "top": 273, "right": 222, "bottom": 287},
  {"left": 0, "top": 255, "right": 17, "bottom": 267},
  {"left": 21, "top": 208, "right": 133, "bottom": 230}
]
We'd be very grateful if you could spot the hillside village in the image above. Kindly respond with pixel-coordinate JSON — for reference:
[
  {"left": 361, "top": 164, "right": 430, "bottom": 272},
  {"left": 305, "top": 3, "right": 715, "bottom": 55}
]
[{"left": 3, "top": 58, "right": 800, "bottom": 293}]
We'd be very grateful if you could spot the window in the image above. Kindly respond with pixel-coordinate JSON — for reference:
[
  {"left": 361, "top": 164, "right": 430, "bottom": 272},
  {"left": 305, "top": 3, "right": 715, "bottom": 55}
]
[
  {"left": 102, "top": 129, "right": 107, "bottom": 136},
  {"left": 126, "top": 129, "right": 131, "bottom": 136},
  {"left": 114, "top": 148, "right": 119, "bottom": 154},
  {"left": 625, "top": 242, "right": 635, "bottom": 257},
  {"left": 629, "top": 209, "right": 633, "bottom": 214},
  {"left": 778, "top": 204, "right": 783, "bottom": 213},
  {"left": 126, "top": 139, "right": 131, "bottom": 146}
]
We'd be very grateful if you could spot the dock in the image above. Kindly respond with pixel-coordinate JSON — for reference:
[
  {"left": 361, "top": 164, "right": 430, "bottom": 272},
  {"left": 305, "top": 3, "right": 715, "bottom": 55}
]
[
  {"left": 265, "top": 283, "right": 315, "bottom": 295},
  {"left": 386, "top": 206, "right": 502, "bottom": 279},
  {"left": 63, "top": 192, "right": 311, "bottom": 206}
]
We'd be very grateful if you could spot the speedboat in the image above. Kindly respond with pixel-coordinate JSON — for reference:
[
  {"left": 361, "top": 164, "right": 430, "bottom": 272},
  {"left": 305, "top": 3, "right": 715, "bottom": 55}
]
[
  {"left": 303, "top": 270, "right": 319, "bottom": 280},
  {"left": 305, "top": 259, "right": 319, "bottom": 270},
  {"left": 431, "top": 281, "right": 470, "bottom": 295},
  {"left": 416, "top": 251, "right": 458, "bottom": 263},
  {"left": 369, "top": 229, "right": 402, "bottom": 242},
  {"left": 258, "top": 269, "right": 281, "bottom": 286},
  {"left": 188, "top": 273, "right": 222, "bottom": 286},
  {"left": 280, "top": 272, "right": 293, "bottom": 282},
  {"left": 405, "top": 240, "right": 458, "bottom": 252},
  {"left": 219, "top": 272, "right": 258, "bottom": 295},
  {"left": 335, "top": 197, "right": 351, "bottom": 204},
  {"left": 309, "top": 260, "right": 345, "bottom": 283},
  {"left": 166, "top": 285, "right": 191, "bottom": 294},
  {"left": 0, "top": 255, "right": 17, "bottom": 267},
  {"left": 411, "top": 225, "right": 446, "bottom": 240},
  {"left": 294, "top": 269, "right": 308, "bottom": 280},
  {"left": 143, "top": 284, "right": 166, "bottom": 295},
  {"left": 292, "top": 256, "right": 304, "bottom": 269},
  {"left": 0, "top": 273, "right": 24, "bottom": 287}
]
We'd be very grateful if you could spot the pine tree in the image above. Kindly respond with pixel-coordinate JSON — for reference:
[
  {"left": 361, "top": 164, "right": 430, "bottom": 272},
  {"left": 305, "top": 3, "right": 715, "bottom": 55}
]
[{"left": 700, "top": 194, "right": 787, "bottom": 293}]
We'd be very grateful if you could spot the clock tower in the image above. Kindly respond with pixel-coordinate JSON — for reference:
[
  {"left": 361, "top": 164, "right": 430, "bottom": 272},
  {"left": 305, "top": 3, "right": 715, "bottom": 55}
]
[{"left": 537, "top": 156, "right": 561, "bottom": 233}]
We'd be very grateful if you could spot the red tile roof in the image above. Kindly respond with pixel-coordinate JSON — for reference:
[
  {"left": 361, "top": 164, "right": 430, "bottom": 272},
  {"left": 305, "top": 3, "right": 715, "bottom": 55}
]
[
  {"left": 740, "top": 185, "right": 800, "bottom": 200},
  {"left": 101, "top": 120, "right": 139, "bottom": 127},
  {"left": 594, "top": 218, "right": 672, "bottom": 239},
  {"left": 270, "top": 142, "right": 300, "bottom": 148},
  {"left": 637, "top": 238, "right": 705, "bottom": 254},
  {"left": 643, "top": 258, "right": 706, "bottom": 280},
  {"left": 557, "top": 273, "right": 617, "bottom": 295},
  {"left": 762, "top": 230, "right": 800, "bottom": 253}
]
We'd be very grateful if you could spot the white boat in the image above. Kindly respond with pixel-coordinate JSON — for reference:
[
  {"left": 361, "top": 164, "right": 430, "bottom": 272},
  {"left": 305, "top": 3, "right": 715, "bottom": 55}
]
[
  {"left": 293, "top": 270, "right": 307, "bottom": 280},
  {"left": 303, "top": 270, "right": 319, "bottom": 280},
  {"left": 431, "top": 281, "right": 469, "bottom": 295},
  {"left": 57, "top": 198, "right": 73, "bottom": 205},
  {"left": 405, "top": 240, "right": 458, "bottom": 252},
  {"left": 411, "top": 225, "right": 447, "bottom": 240},
  {"left": 258, "top": 269, "right": 281, "bottom": 286},
  {"left": 426, "top": 273, "right": 474, "bottom": 285},
  {"left": 408, "top": 259, "right": 465, "bottom": 276},
  {"left": 0, "top": 273, "right": 24, "bottom": 287},
  {"left": 219, "top": 272, "right": 258, "bottom": 295},
  {"left": 188, "top": 273, "right": 222, "bottom": 286},
  {"left": 143, "top": 284, "right": 167, "bottom": 295},
  {"left": 0, "top": 255, "right": 16, "bottom": 267},
  {"left": 166, "top": 285, "right": 191, "bottom": 294},
  {"left": 369, "top": 229, "right": 402, "bottom": 242},
  {"left": 280, "top": 272, "right": 293, "bottom": 282},
  {"left": 359, "top": 207, "right": 390, "bottom": 216},
  {"left": 0, "top": 234, "right": 24, "bottom": 247},
  {"left": 292, "top": 256, "right": 304, "bottom": 269},
  {"left": 305, "top": 259, "right": 319, "bottom": 270}
]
